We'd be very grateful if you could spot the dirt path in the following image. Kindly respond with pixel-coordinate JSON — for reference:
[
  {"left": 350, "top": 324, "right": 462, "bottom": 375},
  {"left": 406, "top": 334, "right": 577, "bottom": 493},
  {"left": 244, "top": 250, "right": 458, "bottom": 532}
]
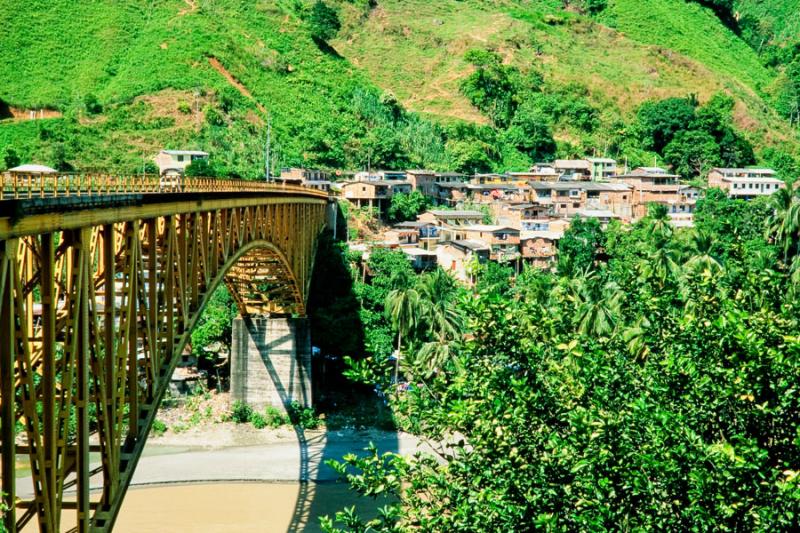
[
  {"left": 178, "top": 0, "right": 197, "bottom": 16},
  {"left": 207, "top": 57, "right": 267, "bottom": 114}
]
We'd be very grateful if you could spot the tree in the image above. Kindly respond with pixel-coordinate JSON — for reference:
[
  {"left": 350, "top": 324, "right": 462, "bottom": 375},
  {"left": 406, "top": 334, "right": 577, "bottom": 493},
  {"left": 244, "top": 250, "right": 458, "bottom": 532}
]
[
  {"left": 1, "top": 147, "right": 20, "bottom": 171},
  {"left": 776, "top": 58, "right": 800, "bottom": 126},
  {"left": 557, "top": 217, "right": 606, "bottom": 277},
  {"left": 767, "top": 187, "right": 800, "bottom": 262},
  {"left": 83, "top": 93, "right": 102, "bottom": 114},
  {"left": 503, "top": 99, "right": 557, "bottom": 161},
  {"left": 326, "top": 189, "right": 800, "bottom": 531},
  {"left": 307, "top": 1, "right": 341, "bottom": 43},
  {"left": 460, "top": 50, "right": 532, "bottom": 128},
  {"left": 635, "top": 96, "right": 697, "bottom": 153},
  {"left": 184, "top": 158, "right": 215, "bottom": 177},
  {"left": 663, "top": 129, "right": 721, "bottom": 177},
  {"left": 190, "top": 287, "right": 236, "bottom": 360},
  {"left": 387, "top": 191, "right": 429, "bottom": 223},
  {"left": 384, "top": 286, "right": 421, "bottom": 382},
  {"left": 413, "top": 269, "right": 465, "bottom": 374}
]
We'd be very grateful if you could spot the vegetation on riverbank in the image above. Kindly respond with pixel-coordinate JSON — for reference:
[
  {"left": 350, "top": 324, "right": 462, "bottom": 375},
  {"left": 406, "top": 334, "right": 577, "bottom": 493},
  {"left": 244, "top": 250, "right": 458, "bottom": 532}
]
[{"left": 321, "top": 189, "right": 800, "bottom": 531}]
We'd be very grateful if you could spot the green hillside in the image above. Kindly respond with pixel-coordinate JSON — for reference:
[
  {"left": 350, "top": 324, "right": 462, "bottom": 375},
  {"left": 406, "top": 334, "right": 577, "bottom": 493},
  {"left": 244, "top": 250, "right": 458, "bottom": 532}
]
[
  {"left": 736, "top": 0, "right": 800, "bottom": 46},
  {"left": 0, "top": 0, "right": 798, "bottom": 177}
]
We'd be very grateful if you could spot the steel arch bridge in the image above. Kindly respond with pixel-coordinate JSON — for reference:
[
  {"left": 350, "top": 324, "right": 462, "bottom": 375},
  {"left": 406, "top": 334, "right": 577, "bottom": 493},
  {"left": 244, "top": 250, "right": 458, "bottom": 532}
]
[{"left": 0, "top": 175, "right": 329, "bottom": 532}]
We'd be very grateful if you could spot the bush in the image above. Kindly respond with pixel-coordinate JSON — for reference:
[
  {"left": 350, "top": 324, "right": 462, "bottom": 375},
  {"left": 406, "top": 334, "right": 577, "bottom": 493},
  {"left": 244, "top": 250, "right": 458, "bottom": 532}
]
[
  {"left": 230, "top": 401, "right": 253, "bottom": 423},
  {"left": 84, "top": 93, "right": 102, "bottom": 114},
  {"left": 307, "top": 1, "right": 341, "bottom": 42},
  {"left": 287, "top": 401, "right": 320, "bottom": 429},
  {"left": 250, "top": 412, "right": 267, "bottom": 429},
  {"left": 177, "top": 101, "right": 192, "bottom": 114},
  {"left": 151, "top": 419, "right": 168, "bottom": 436},
  {"left": 264, "top": 405, "right": 290, "bottom": 428}
]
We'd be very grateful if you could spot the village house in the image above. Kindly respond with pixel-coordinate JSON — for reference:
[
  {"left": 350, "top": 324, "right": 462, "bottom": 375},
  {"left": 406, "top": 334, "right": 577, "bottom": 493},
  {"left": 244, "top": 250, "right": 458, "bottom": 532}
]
[
  {"left": 466, "top": 183, "right": 530, "bottom": 204},
  {"left": 280, "top": 167, "right": 328, "bottom": 181},
  {"left": 444, "top": 225, "right": 521, "bottom": 262},
  {"left": 401, "top": 247, "right": 438, "bottom": 271},
  {"left": 615, "top": 167, "right": 683, "bottom": 220},
  {"left": 341, "top": 179, "right": 412, "bottom": 214},
  {"left": 707, "top": 167, "right": 785, "bottom": 199},
  {"left": 471, "top": 173, "right": 514, "bottom": 185},
  {"left": 587, "top": 157, "right": 617, "bottom": 181},
  {"left": 352, "top": 170, "right": 407, "bottom": 183},
  {"left": 278, "top": 167, "right": 331, "bottom": 192},
  {"left": 391, "top": 221, "right": 440, "bottom": 249},
  {"left": 418, "top": 209, "right": 485, "bottom": 227},
  {"left": 436, "top": 240, "right": 491, "bottom": 283},
  {"left": 665, "top": 185, "right": 703, "bottom": 227},
  {"left": 529, "top": 182, "right": 633, "bottom": 220},
  {"left": 435, "top": 171, "right": 467, "bottom": 184},
  {"left": 521, "top": 218, "right": 570, "bottom": 233},
  {"left": 433, "top": 182, "right": 470, "bottom": 205},
  {"left": 384, "top": 227, "right": 420, "bottom": 247},
  {"left": 520, "top": 230, "right": 563, "bottom": 269},
  {"left": 574, "top": 208, "right": 621, "bottom": 228},
  {"left": 405, "top": 169, "right": 438, "bottom": 197},
  {"left": 554, "top": 159, "right": 591, "bottom": 180},
  {"left": 6, "top": 164, "right": 57, "bottom": 177},
  {"left": 494, "top": 202, "right": 551, "bottom": 228},
  {"left": 507, "top": 164, "right": 561, "bottom": 183},
  {"left": 154, "top": 150, "right": 209, "bottom": 177},
  {"left": 303, "top": 179, "right": 332, "bottom": 193}
]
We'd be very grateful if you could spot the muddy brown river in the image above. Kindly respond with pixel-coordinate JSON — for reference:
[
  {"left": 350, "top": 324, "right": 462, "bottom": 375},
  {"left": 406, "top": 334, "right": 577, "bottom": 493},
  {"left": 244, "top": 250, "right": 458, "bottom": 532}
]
[{"left": 115, "top": 482, "right": 374, "bottom": 532}]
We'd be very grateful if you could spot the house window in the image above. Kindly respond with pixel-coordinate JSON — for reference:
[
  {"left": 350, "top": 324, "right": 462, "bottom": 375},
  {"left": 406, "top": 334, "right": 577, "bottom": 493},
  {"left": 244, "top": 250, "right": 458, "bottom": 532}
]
[
  {"left": 573, "top": 203, "right": 580, "bottom": 208},
  {"left": 362, "top": 186, "right": 366, "bottom": 192},
  {"left": 177, "top": 155, "right": 184, "bottom": 162}
]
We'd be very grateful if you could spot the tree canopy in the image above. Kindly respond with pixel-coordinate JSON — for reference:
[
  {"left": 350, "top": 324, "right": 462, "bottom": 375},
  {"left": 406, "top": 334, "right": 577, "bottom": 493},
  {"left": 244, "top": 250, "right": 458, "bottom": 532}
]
[{"left": 323, "top": 190, "right": 800, "bottom": 532}]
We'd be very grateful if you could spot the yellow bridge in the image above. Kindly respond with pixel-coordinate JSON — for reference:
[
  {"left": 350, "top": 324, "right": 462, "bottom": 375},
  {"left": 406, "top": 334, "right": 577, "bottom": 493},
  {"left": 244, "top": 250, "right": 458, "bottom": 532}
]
[{"left": 0, "top": 174, "right": 330, "bottom": 532}]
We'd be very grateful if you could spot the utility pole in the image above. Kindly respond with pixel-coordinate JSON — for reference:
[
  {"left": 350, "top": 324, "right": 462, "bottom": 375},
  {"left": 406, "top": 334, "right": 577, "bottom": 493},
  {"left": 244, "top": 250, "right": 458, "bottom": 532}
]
[{"left": 264, "top": 114, "right": 272, "bottom": 182}]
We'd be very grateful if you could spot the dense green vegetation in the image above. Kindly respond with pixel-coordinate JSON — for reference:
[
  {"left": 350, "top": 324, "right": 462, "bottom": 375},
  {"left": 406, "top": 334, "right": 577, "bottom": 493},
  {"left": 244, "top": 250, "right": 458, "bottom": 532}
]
[
  {"left": 387, "top": 191, "right": 430, "bottom": 223},
  {"left": 321, "top": 190, "right": 800, "bottom": 531}
]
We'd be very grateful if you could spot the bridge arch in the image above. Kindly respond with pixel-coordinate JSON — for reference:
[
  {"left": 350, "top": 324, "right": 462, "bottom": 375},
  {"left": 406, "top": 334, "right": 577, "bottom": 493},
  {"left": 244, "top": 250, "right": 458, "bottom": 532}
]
[{"left": 0, "top": 181, "right": 329, "bottom": 532}]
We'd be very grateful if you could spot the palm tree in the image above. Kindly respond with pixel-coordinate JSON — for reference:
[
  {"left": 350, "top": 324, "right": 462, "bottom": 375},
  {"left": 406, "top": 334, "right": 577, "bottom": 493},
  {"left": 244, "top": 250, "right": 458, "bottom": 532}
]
[
  {"left": 567, "top": 271, "right": 624, "bottom": 337},
  {"left": 767, "top": 187, "right": 800, "bottom": 263},
  {"left": 683, "top": 229, "right": 723, "bottom": 275},
  {"left": 645, "top": 203, "right": 674, "bottom": 243},
  {"left": 415, "top": 269, "right": 465, "bottom": 375},
  {"left": 385, "top": 286, "right": 421, "bottom": 382},
  {"left": 642, "top": 240, "right": 681, "bottom": 288}
]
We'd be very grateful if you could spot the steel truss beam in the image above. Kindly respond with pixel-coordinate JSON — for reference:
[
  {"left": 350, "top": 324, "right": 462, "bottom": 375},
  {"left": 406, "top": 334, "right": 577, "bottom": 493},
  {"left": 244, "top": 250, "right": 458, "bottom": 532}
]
[{"left": 0, "top": 199, "right": 327, "bottom": 531}]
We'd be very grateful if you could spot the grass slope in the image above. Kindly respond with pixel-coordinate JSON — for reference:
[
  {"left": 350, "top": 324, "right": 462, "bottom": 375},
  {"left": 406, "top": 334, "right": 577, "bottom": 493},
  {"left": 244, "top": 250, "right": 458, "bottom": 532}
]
[
  {"left": 0, "top": 0, "right": 374, "bottom": 172},
  {"left": 0, "top": 0, "right": 798, "bottom": 173},
  {"left": 336, "top": 0, "right": 797, "bottom": 151},
  {"left": 736, "top": 0, "right": 800, "bottom": 45}
]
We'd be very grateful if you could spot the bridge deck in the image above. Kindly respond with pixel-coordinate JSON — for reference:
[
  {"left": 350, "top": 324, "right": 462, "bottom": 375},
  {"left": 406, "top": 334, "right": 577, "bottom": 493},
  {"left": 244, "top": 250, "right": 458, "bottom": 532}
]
[{"left": 0, "top": 175, "right": 328, "bottom": 238}]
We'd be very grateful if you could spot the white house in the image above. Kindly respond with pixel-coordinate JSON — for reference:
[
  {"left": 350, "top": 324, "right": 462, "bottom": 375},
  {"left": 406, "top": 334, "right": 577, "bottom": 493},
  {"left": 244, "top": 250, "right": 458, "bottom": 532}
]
[
  {"left": 154, "top": 150, "right": 209, "bottom": 176},
  {"left": 707, "top": 167, "right": 785, "bottom": 199}
]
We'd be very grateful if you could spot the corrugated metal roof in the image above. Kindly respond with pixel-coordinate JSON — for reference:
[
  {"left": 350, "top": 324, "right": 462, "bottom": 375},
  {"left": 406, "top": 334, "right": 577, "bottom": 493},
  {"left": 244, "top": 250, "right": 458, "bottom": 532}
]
[
  {"left": 427, "top": 210, "right": 484, "bottom": 217},
  {"left": 161, "top": 149, "right": 209, "bottom": 156}
]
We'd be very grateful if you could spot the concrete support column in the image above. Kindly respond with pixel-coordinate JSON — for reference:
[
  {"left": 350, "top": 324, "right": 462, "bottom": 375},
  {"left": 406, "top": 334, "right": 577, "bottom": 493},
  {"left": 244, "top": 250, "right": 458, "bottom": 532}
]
[{"left": 230, "top": 315, "right": 312, "bottom": 411}]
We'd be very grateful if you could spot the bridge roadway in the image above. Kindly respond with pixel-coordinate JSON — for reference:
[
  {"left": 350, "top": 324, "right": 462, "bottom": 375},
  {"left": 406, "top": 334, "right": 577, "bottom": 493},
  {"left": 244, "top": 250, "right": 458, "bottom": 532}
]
[{"left": 0, "top": 174, "right": 331, "bottom": 532}]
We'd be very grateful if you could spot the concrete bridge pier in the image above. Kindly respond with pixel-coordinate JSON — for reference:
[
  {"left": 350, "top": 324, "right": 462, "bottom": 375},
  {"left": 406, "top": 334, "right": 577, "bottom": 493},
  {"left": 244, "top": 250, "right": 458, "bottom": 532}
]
[{"left": 230, "top": 316, "right": 312, "bottom": 411}]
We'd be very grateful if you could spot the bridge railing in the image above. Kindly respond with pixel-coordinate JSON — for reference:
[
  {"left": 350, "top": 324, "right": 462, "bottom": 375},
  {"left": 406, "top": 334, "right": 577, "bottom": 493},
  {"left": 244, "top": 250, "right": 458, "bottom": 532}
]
[{"left": 0, "top": 173, "right": 329, "bottom": 200}]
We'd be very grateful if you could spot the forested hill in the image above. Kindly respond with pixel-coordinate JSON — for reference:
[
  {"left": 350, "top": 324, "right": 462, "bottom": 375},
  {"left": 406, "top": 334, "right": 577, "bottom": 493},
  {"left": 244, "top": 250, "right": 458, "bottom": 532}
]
[{"left": 0, "top": 0, "right": 798, "bottom": 178}]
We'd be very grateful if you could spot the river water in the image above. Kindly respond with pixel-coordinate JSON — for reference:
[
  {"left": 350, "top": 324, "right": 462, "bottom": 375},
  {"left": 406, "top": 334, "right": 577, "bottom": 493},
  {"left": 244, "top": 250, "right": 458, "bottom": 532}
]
[{"left": 115, "top": 481, "right": 375, "bottom": 532}]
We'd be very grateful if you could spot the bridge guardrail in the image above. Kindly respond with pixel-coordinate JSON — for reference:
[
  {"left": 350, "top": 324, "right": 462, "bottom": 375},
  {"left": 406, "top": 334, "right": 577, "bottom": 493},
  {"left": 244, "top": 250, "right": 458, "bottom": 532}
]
[{"left": 0, "top": 173, "right": 329, "bottom": 200}]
